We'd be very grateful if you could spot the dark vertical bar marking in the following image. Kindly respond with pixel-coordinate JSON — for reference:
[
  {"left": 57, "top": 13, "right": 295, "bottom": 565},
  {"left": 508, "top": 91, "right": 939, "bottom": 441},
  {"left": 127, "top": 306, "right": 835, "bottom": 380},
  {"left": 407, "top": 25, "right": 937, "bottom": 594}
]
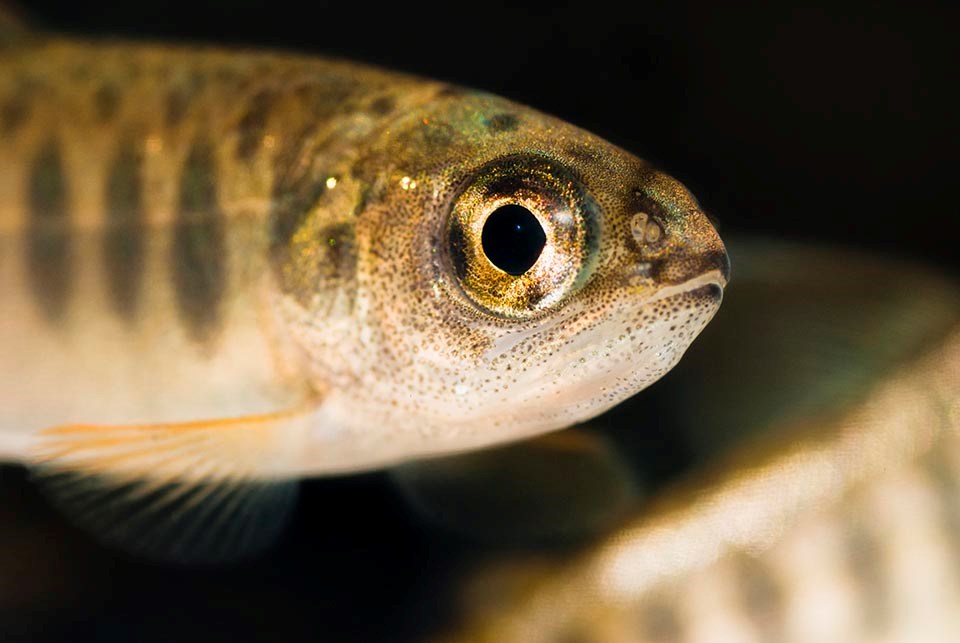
[
  {"left": 173, "top": 138, "right": 226, "bottom": 347},
  {"left": 4, "top": 77, "right": 39, "bottom": 137},
  {"left": 634, "top": 595, "right": 683, "bottom": 643},
  {"left": 27, "top": 139, "right": 72, "bottom": 322},
  {"left": 731, "top": 553, "right": 785, "bottom": 640},
  {"left": 93, "top": 83, "right": 121, "bottom": 123},
  {"left": 845, "top": 518, "right": 888, "bottom": 634},
  {"left": 235, "top": 89, "right": 275, "bottom": 161},
  {"left": 104, "top": 135, "right": 145, "bottom": 320},
  {"left": 164, "top": 69, "right": 205, "bottom": 128},
  {"left": 1, "top": 93, "right": 28, "bottom": 136},
  {"left": 925, "top": 450, "right": 960, "bottom": 587},
  {"left": 164, "top": 86, "right": 190, "bottom": 127}
]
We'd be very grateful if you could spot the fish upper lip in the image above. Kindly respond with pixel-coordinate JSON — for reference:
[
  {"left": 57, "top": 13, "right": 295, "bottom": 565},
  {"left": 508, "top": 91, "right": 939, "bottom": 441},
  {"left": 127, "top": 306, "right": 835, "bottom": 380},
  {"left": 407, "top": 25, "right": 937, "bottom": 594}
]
[
  {"left": 645, "top": 268, "right": 727, "bottom": 305},
  {"left": 713, "top": 248, "right": 732, "bottom": 283}
]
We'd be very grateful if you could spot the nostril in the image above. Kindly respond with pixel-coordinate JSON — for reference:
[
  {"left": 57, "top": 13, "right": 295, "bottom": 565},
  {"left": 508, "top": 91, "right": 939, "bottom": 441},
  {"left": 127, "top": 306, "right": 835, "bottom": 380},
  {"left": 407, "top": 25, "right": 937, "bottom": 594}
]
[{"left": 631, "top": 211, "right": 663, "bottom": 247}]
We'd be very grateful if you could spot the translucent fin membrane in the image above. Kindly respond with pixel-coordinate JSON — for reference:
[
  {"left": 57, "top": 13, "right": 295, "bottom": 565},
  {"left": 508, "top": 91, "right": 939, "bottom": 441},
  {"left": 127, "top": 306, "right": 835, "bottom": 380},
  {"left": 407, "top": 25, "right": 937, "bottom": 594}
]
[
  {"left": 32, "top": 467, "right": 297, "bottom": 563},
  {"left": 28, "top": 404, "right": 316, "bottom": 563}
]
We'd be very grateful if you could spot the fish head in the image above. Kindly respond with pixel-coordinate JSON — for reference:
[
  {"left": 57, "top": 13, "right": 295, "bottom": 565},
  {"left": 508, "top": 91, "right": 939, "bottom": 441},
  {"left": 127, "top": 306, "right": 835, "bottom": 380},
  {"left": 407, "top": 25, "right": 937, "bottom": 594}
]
[{"left": 300, "top": 90, "right": 729, "bottom": 457}]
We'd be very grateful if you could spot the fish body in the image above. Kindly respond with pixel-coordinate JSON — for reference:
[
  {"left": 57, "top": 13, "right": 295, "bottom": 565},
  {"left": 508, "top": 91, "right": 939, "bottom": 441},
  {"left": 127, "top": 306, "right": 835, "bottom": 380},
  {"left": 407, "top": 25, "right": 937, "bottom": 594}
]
[
  {"left": 441, "top": 243, "right": 960, "bottom": 643},
  {"left": 0, "top": 39, "right": 442, "bottom": 465},
  {"left": 0, "top": 34, "right": 726, "bottom": 558}
]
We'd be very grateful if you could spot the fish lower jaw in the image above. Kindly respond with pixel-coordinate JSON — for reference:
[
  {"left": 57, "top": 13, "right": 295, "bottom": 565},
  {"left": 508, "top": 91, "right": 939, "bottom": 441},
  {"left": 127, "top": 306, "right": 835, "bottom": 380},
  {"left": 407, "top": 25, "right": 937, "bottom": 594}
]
[{"left": 526, "top": 293, "right": 722, "bottom": 422}]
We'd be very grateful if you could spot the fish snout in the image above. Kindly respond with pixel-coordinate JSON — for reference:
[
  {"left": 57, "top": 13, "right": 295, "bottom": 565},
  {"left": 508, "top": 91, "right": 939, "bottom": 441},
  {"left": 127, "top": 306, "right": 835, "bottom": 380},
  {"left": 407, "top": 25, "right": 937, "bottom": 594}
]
[
  {"left": 659, "top": 223, "right": 729, "bottom": 291},
  {"left": 627, "top": 171, "right": 729, "bottom": 292},
  {"left": 628, "top": 206, "right": 729, "bottom": 292}
]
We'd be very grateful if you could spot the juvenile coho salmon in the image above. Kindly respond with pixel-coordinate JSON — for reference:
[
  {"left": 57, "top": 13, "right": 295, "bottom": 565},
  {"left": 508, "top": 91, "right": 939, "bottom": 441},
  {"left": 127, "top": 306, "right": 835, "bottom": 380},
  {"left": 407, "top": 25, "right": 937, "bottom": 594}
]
[{"left": 0, "top": 24, "right": 727, "bottom": 559}]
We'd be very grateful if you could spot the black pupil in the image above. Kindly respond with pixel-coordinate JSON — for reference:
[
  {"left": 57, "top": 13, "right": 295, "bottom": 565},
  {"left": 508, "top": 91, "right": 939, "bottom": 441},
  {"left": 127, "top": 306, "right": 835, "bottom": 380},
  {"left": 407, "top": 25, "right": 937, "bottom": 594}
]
[{"left": 480, "top": 205, "right": 546, "bottom": 276}]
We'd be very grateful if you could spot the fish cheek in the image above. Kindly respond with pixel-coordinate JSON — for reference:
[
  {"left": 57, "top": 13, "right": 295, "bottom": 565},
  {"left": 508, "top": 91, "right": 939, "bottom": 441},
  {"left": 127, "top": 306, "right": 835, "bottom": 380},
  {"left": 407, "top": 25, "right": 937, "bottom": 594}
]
[
  {"left": 270, "top": 215, "right": 358, "bottom": 315},
  {"left": 364, "top": 190, "right": 488, "bottom": 389}
]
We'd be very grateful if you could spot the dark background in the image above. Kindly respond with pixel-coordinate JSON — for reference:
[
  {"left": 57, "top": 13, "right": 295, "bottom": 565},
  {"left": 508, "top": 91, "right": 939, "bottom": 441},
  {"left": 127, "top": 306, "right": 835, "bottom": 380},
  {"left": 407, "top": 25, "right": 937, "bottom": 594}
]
[
  {"left": 23, "top": 1, "right": 960, "bottom": 271},
  {"left": 3, "top": 2, "right": 958, "bottom": 642}
]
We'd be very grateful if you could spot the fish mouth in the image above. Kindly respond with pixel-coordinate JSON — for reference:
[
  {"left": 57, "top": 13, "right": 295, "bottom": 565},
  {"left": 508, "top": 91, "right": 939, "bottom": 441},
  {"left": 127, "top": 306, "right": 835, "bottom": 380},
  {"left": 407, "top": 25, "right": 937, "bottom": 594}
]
[
  {"left": 546, "top": 268, "right": 726, "bottom": 401},
  {"left": 644, "top": 268, "right": 727, "bottom": 306},
  {"left": 690, "top": 280, "right": 724, "bottom": 302}
]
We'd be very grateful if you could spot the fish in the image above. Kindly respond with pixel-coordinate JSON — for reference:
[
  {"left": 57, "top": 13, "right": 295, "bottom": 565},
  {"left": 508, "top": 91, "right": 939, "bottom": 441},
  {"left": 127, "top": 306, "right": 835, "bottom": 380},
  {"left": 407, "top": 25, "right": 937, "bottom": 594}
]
[
  {"left": 0, "top": 17, "right": 728, "bottom": 560},
  {"left": 437, "top": 241, "right": 960, "bottom": 643}
]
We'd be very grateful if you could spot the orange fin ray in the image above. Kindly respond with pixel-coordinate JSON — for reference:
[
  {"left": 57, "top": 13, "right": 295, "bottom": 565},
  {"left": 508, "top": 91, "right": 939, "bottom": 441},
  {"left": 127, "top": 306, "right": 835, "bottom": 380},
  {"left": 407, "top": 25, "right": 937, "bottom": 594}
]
[{"left": 29, "top": 401, "right": 320, "bottom": 563}]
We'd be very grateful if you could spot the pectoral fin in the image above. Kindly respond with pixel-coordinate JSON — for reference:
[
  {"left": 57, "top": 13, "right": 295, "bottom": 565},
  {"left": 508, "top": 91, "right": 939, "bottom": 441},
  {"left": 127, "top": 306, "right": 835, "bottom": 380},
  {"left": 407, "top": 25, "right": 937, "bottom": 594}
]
[
  {"left": 392, "top": 427, "right": 642, "bottom": 544},
  {"left": 29, "top": 400, "right": 319, "bottom": 563}
]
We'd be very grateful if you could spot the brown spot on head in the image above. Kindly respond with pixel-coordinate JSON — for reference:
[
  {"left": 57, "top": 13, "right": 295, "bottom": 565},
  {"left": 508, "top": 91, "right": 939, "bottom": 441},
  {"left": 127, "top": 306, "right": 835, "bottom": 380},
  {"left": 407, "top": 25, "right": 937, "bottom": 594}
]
[
  {"left": 435, "top": 85, "right": 467, "bottom": 99},
  {"left": 370, "top": 95, "right": 395, "bottom": 116},
  {"left": 486, "top": 113, "right": 519, "bottom": 133}
]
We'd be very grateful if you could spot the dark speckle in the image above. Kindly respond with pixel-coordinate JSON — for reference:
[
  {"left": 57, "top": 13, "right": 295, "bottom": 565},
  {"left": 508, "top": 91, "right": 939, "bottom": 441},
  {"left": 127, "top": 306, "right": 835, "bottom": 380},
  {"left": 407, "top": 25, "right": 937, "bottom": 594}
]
[{"left": 525, "top": 281, "right": 546, "bottom": 306}]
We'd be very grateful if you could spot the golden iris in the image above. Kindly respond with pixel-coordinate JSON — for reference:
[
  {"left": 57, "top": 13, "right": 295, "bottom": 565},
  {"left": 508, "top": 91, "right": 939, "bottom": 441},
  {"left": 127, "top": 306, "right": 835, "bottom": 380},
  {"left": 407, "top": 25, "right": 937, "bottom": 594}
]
[{"left": 446, "top": 155, "right": 596, "bottom": 319}]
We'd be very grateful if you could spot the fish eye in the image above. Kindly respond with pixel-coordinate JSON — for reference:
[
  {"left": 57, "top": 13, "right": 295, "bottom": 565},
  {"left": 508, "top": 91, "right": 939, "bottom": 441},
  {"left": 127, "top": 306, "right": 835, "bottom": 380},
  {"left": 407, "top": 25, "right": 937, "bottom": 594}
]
[
  {"left": 480, "top": 205, "right": 546, "bottom": 276},
  {"left": 446, "top": 155, "right": 596, "bottom": 319}
]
